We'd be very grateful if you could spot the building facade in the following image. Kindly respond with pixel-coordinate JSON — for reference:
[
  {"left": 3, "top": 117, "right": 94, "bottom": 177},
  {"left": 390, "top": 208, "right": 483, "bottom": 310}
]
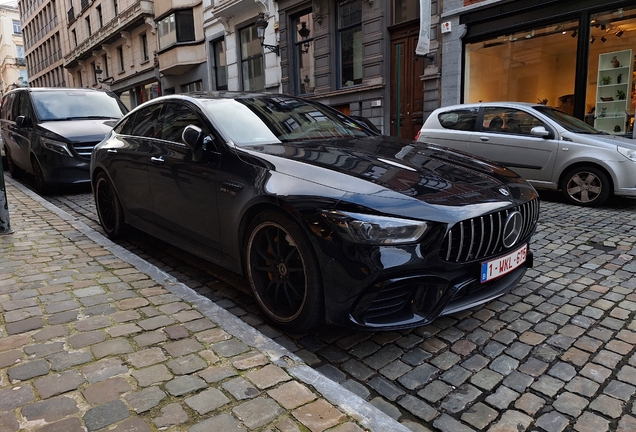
[
  {"left": 440, "top": 0, "right": 636, "bottom": 134},
  {"left": 1, "top": 3, "right": 29, "bottom": 94}
]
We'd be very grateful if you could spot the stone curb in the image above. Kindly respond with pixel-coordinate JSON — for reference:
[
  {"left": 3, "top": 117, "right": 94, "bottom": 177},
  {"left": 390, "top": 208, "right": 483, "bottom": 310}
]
[{"left": 7, "top": 177, "right": 412, "bottom": 432}]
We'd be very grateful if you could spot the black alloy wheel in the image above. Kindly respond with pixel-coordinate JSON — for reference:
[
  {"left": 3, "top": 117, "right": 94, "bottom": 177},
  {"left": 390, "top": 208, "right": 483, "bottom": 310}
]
[
  {"left": 94, "top": 172, "right": 125, "bottom": 238},
  {"left": 561, "top": 166, "right": 610, "bottom": 207},
  {"left": 31, "top": 157, "right": 51, "bottom": 195},
  {"left": 246, "top": 211, "right": 323, "bottom": 332}
]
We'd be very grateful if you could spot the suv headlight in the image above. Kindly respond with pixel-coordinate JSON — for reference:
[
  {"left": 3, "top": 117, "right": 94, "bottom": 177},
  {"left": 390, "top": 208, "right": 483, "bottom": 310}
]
[
  {"left": 617, "top": 146, "right": 636, "bottom": 162},
  {"left": 41, "top": 137, "right": 73, "bottom": 157},
  {"left": 322, "top": 210, "right": 428, "bottom": 245}
]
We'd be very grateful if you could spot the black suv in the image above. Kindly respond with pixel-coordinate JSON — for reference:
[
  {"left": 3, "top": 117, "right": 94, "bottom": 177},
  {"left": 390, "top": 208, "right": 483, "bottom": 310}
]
[{"left": 1, "top": 87, "right": 127, "bottom": 193}]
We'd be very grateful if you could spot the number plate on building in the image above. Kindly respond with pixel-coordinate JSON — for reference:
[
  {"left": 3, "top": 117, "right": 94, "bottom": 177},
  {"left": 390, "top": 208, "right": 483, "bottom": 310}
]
[{"left": 481, "top": 244, "right": 527, "bottom": 283}]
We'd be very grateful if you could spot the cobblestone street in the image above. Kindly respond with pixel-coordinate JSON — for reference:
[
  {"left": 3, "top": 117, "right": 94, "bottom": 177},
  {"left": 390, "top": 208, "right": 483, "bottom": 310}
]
[{"left": 7, "top": 176, "right": 636, "bottom": 431}]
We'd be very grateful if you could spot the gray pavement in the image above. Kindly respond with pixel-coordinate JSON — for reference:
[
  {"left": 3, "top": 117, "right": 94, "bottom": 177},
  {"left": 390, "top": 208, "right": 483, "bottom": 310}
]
[
  {"left": 7, "top": 174, "right": 636, "bottom": 432},
  {"left": 0, "top": 178, "right": 407, "bottom": 431}
]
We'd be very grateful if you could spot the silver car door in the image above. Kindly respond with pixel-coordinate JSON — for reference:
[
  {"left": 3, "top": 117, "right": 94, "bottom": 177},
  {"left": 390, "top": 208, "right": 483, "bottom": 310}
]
[{"left": 469, "top": 107, "right": 559, "bottom": 184}]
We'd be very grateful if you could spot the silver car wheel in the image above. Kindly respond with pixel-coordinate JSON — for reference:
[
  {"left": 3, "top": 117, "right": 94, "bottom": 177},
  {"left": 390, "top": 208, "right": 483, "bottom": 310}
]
[{"left": 561, "top": 166, "right": 610, "bottom": 207}]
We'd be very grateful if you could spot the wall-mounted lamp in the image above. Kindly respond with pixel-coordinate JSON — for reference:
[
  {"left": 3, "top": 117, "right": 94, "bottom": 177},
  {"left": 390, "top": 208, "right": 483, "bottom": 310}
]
[
  {"left": 255, "top": 13, "right": 279, "bottom": 56},
  {"left": 95, "top": 67, "right": 114, "bottom": 84},
  {"left": 298, "top": 22, "right": 311, "bottom": 54}
]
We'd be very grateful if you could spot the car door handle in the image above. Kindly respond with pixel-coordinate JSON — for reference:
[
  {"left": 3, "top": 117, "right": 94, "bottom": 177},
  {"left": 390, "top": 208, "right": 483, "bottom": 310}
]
[
  {"left": 151, "top": 157, "right": 164, "bottom": 164},
  {"left": 479, "top": 137, "right": 490, "bottom": 141}
]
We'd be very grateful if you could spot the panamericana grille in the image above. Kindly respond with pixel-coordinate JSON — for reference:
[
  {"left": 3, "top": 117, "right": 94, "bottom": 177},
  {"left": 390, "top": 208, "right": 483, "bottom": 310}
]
[
  {"left": 72, "top": 141, "right": 100, "bottom": 159},
  {"left": 440, "top": 198, "right": 539, "bottom": 263}
]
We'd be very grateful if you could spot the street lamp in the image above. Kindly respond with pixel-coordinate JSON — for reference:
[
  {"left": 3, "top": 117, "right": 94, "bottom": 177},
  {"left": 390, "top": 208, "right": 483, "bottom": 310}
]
[
  {"left": 298, "top": 22, "right": 311, "bottom": 54},
  {"left": 255, "top": 13, "right": 279, "bottom": 55}
]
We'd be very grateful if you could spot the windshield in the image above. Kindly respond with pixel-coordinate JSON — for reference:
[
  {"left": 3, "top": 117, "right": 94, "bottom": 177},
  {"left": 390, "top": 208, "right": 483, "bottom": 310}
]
[
  {"left": 32, "top": 90, "right": 127, "bottom": 121},
  {"left": 534, "top": 106, "right": 606, "bottom": 135},
  {"left": 201, "top": 96, "right": 374, "bottom": 146}
]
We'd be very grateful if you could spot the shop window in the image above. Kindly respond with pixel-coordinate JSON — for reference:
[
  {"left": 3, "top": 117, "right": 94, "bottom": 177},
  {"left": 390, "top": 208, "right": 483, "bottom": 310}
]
[
  {"left": 240, "top": 24, "right": 265, "bottom": 91},
  {"left": 293, "top": 10, "right": 315, "bottom": 95},
  {"left": 465, "top": 20, "right": 578, "bottom": 109},
  {"left": 337, "top": 0, "right": 362, "bottom": 88},
  {"left": 158, "top": 10, "right": 195, "bottom": 50},
  {"left": 211, "top": 39, "right": 228, "bottom": 90},
  {"left": 587, "top": 6, "right": 636, "bottom": 134}
]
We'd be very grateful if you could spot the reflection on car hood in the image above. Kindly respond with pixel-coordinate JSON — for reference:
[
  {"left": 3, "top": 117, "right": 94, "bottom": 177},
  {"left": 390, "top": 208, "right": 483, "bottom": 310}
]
[
  {"left": 564, "top": 131, "right": 636, "bottom": 148},
  {"left": 39, "top": 119, "right": 119, "bottom": 142},
  {"left": 244, "top": 136, "right": 530, "bottom": 204}
]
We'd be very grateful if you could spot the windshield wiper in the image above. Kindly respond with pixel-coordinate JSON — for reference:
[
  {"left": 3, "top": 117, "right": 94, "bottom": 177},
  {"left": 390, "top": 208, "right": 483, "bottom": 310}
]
[{"left": 48, "top": 116, "right": 119, "bottom": 121}]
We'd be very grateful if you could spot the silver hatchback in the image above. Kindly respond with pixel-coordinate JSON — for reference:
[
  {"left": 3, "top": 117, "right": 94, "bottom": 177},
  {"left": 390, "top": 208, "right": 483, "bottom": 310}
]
[{"left": 417, "top": 102, "right": 636, "bottom": 207}]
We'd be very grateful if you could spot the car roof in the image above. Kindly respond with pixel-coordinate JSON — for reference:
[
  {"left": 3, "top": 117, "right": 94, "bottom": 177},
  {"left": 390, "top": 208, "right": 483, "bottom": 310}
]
[
  {"left": 435, "top": 101, "right": 552, "bottom": 111},
  {"left": 4, "top": 87, "right": 110, "bottom": 95}
]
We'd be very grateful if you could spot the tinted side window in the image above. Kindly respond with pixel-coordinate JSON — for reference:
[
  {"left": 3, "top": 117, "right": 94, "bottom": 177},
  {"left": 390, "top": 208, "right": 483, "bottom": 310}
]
[
  {"left": 114, "top": 115, "right": 133, "bottom": 135},
  {"left": 483, "top": 107, "right": 545, "bottom": 136},
  {"left": 11, "top": 92, "right": 24, "bottom": 120},
  {"left": 438, "top": 108, "right": 478, "bottom": 131},
  {"left": 17, "top": 92, "right": 32, "bottom": 118},
  {"left": 160, "top": 102, "right": 208, "bottom": 143},
  {"left": 130, "top": 103, "right": 163, "bottom": 138}
]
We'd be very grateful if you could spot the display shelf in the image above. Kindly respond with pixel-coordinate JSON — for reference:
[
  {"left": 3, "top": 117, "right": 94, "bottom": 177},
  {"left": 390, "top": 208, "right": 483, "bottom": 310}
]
[{"left": 594, "top": 49, "right": 633, "bottom": 134}]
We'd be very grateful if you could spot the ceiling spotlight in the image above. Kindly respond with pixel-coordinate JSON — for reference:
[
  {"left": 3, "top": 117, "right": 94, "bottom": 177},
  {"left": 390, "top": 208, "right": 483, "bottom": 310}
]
[
  {"left": 571, "top": 30, "right": 578, "bottom": 38},
  {"left": 615, "top": 29, "right": 624, "bottom": 37},
  {"left": 601, "top": 36, "right": 607, "bottom": 43},
  {"left": 590, "top": 36, "right": 596, "bottom": 44}
]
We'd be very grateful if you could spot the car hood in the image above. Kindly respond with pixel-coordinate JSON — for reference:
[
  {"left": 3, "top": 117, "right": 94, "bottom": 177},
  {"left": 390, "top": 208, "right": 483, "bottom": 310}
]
[
  {"left": 39, "top": 119, "right": 119, "bottom": 142},
  {"left": 562, "top": 131, "right": 636, "bottom": 149},
  {"left": 240, "top": 136, "right": 535, "bottom": 212}
]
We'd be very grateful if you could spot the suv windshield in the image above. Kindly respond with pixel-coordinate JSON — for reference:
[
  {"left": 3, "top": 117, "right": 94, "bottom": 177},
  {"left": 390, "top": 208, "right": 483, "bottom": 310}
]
[
  {"left": 202, "top": 96, "right": 373, "bottom": 146},
  {"left": 32, "top": 90, "right": 127, "bottom": 121},
  {"left": 534, "top": 106, "right": 606, "bottom": 135}
]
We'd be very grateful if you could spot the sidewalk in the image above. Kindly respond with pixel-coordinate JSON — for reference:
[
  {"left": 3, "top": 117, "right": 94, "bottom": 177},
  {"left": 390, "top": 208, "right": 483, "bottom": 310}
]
[{"left": 0, "top": 180, "right": 411, "bottom": 432}]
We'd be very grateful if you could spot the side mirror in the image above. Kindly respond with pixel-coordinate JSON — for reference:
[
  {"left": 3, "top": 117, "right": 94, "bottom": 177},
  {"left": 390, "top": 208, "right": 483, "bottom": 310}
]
[
  {"left": 15, "top": 116, "right": 28, "bottom": 128},
  {"left": 530, "top": 126, "right": 552, "bottom": 139},
  {"left": 182, "top": 125, "right": 211, "bottom": 162}
]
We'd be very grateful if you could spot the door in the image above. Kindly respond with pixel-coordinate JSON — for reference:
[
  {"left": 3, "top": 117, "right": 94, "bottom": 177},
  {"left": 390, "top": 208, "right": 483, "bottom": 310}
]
[
  {"left": 146, "top": 102, "right": 222, "bottom": 250},
  {"left": 390, "top": 24, "right": 424, "bottom": 140},
  {"left": 469, "top": 106, "right": 559, "bottom": 183}
]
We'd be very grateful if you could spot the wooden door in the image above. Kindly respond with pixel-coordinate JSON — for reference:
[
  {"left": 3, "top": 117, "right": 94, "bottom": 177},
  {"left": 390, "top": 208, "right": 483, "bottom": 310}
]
[{"left": 390, "top": 24, "right": 425, "bottom": 139}]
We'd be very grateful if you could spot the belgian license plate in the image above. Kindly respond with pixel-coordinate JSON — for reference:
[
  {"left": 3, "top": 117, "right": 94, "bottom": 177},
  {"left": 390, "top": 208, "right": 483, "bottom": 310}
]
[{"left": 481, "top": 244, "right": 528, "bottom": 283}]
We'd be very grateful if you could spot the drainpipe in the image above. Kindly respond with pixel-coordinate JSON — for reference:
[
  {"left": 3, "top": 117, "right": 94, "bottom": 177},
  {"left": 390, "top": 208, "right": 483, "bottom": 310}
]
[{"left": 0, "top": 159, "right": 12, "bottom": 235}]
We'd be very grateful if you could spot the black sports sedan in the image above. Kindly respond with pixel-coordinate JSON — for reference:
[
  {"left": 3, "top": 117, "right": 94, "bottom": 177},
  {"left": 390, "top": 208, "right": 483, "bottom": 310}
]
[{"left": 90, "top": 93, "right": 540, "bottom": 331}]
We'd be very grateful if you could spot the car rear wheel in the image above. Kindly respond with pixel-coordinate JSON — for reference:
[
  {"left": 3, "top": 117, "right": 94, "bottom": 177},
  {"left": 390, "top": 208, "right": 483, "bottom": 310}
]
[
  {"left": 561, "top": 166, "right": 610, "bottom": 207},
  {"left": 5, "top": 147, "right": 23, "bottom": 179},
  {"left": 31, "top": 157, "right": 51, "bottom": 195},
  {"left": 245, "top": 211, "right": 323, "bottom": 332},
  {"left": 95, "top": 172, "right": 126, "bottom": 238}
]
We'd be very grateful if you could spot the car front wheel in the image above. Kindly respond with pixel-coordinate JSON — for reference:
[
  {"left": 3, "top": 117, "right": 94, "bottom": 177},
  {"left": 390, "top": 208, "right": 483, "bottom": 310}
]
[
  {"left": 31, "top": 157, "right": 51, "bottom": 195},
  {"left": 561, "top": 166, "right": 610, "bottom": 207},
  {"left": 94, "top": 172, "right": 126, "bottom": 238},
  {"left": 245, "top": 211, "right": 323, "bottom": 332}
]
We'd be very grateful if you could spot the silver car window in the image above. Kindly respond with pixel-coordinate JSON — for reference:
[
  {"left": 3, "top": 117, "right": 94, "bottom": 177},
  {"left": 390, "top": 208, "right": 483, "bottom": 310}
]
[
  {"left": 483, "top": 108, "right": 545, "bottom": 136},
  {"left": 437, "top": 108, "right": 478, "bottom": 131}
]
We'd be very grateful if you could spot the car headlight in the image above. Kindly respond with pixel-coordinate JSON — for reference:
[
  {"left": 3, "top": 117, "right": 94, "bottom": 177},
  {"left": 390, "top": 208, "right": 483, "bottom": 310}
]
[
  {"left": 617, "top": 146, "right": 636, "bottom": 162},
  {"left": 41, "top": 137, "right": 73, "bottom": 157},
  {"left": 322, "top": 210, "right": 428, "bottom": 245}
]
